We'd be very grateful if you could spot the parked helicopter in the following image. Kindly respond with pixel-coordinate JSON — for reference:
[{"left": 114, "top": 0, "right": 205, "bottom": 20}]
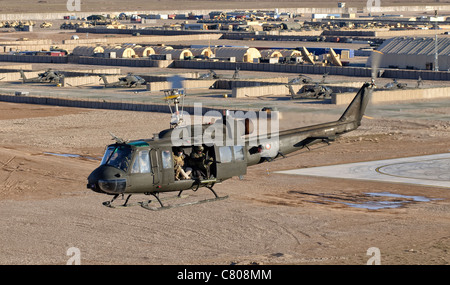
[
  {"left": 99, "top": 73, "right": 146, "bottom": 88},
  {"left": 87, "top": 77, "right": 374, "bottom": 210},
  {"left": 384, "top": 78, "right": 407, "bottom": 89},
  {"left": 286, "top": 73, "right": 333, "bottom": 99},
  {"left": 19, "top": 69, "right": 64, "bottom": 84},
  {"left": 197, "top": 68, "right": 240, "bottom": 80}
]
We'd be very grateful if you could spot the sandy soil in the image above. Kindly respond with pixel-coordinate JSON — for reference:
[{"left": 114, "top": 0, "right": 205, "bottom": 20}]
[{"left": 0, "top": 99, "right": 449, "bottom": 265}]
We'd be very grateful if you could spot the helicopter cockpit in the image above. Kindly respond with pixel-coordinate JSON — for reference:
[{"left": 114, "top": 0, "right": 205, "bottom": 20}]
[{"left": 100, "top": 145, "right": 133, "bottom": 172}]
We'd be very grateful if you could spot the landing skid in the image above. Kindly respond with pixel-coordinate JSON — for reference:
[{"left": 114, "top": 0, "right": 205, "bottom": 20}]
[
  {"left": 102, "top": 193, "right": 189, "bottom": 209},
  {"left": 102, "top": 181, "right": 228, "bottom": 210},
  {"left": 141, "top": 186, "right": 228, "bottom": 211}
]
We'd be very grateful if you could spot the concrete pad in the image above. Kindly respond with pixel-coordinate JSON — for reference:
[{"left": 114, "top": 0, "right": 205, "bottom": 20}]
[{"left": 277, "top": 153, "right": 450, "bottom": 189}]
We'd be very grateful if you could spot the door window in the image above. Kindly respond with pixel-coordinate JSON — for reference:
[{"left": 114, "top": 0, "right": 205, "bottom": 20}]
[
  {"left": 219, "top": 146, "right": 233, "bottom": 163},
  {"left": 131, "top": 150, "right": 151, "bottom": 173},
  {"left": 161, "top": 150, "right": 173, "bottom": 169},
  {"left": 234, "top": 145, "right": 244, "bottom": 161}
]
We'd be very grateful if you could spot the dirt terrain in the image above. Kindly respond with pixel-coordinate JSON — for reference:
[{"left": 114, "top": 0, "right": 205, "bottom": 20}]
[{"left": 0, "top": 99, "right": 449, "bottom": 265}]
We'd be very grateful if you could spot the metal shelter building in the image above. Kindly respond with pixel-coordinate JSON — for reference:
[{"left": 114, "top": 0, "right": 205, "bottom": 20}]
[{"left": 369, "top": 37, "right": 450, "bottom": 71}]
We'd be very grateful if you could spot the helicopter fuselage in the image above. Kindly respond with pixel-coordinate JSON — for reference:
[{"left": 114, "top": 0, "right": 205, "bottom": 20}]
[{"left": 87, "top": 83, "right": 372, "bottom": 203}]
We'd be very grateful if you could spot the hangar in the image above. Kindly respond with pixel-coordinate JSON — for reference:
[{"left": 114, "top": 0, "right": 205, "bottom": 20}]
[{"left": 370, "top": 37, "right": 450, "bottom": 71}]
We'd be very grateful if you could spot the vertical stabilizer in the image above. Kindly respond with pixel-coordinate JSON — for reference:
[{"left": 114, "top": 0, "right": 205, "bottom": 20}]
[{"left": 339, "top": 83, "right": 372, "bottom": 124}]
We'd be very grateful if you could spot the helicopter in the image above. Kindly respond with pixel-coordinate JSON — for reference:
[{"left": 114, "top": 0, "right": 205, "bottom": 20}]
[
  {"left": 197, "top": 68, "right": 240, "bottom": 80},
  {"left": 87, "top": 77, "right": 374, "bottom": 210},
  {"left": 19, "top": 69, "right": 64, "bottom": 84},
  {"left": 286, "top": 73, "right": 333, "bottom": 100},
  {"left": 384, "top": 78, "right": 407, "bottom": 89},
  {"left": 99, "top": 73, "right": 146, "bottom": 88}
]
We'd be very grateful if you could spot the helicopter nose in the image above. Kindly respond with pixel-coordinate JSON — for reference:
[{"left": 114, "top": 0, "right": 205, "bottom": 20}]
[{"left": 87, "top": 166, "right": 127, "bottom": 194}]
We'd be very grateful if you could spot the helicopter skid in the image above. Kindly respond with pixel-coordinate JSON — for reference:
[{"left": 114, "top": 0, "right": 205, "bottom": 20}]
[{"left": 102, "top": 193, "right": 190, "bottom": 209}]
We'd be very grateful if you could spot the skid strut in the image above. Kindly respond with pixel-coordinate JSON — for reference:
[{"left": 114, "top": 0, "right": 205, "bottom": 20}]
[{"left": 103, "top": 194, "right": 136, "bottom": 208}]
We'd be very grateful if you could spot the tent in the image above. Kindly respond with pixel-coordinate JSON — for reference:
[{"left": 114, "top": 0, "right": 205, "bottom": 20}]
[{"left": 213, "top": 47, "right": 261, "bottom": 62}]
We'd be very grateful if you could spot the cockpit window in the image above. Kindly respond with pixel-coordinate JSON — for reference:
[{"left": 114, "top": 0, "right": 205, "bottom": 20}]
[{"left": 100, "top": 145, "right": 132, "bottom": 172}]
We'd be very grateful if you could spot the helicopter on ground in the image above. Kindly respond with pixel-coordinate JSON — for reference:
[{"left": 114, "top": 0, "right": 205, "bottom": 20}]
[
  {"left": 286, "top": 73, "right": 333, "bottom": 99},
  {"left": 19, "top": 69, "right": 64, "bottom": 84},
  {"left": 99, "top": 73, "right": 146, "bottom": 88},
  {"left": 198, "top": 68, "right": 240, "bottom": 80},
  {"left": 87, "top": 76, "right": 374, "bottom": 210},
  {"left": 384, "top": 78, "right": 407, "bottom": 89}
]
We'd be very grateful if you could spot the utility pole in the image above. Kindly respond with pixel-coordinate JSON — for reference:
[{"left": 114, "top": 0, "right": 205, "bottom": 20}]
[{"left": 434, "top": 10, "right": 439, "bottom": 71}]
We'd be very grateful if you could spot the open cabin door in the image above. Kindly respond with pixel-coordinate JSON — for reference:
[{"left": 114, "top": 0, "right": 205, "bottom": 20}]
[{"left": 214, "top": 145, "right": 247, "bottom": 180}]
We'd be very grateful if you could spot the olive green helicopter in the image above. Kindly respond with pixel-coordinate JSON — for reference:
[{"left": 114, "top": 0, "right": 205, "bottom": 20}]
[{"left": 87, "top": 59, "right": 380, "bottom": 210}]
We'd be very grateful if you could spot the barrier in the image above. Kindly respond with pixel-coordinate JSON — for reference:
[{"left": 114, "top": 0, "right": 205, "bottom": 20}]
[
  {"left": 232, "top": 84, "right": 300, "bottom": 98},
  {"left": 63, "top": 75, "right": 120, "bottom": 87},
  {"left": 0, "top": 93, "right": 244, "bottom": 115},
  {"left": 75, "top": 56, "right": 173, "bottom": 68},
  {"left": 0, "top": 54, "right": 68, "bottom": 63},
  {"left": 332, "top": 87, "right": 450, "bottom": 105}
]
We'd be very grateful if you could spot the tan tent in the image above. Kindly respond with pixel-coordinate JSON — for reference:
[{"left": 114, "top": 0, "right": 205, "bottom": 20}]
[
  {"left": 102, "top": 46, "right": 135, "bottom": 58},
  {"left": 160, "top": 49, "right": 193, "bottom": 60},
  {"left": 213, "top": 47, "right": 261, "bottom": 62},
  {"left": 190, "top": 47, "right": 213, "bottom": 58},
  {"left": 259, "top": 49, "right": 283, "bottom": 59},
  {"left": 133, "top": 46, "right": 155, "bottom": 57},
  {"left": 72, "top": 46, "right": 104, "bottom": 56},
  {"left": 149, "top": 45, "right": 173, "bottom": 54},
  {"left": 280, "top": 49, "right": 302, "bottom": 58}
]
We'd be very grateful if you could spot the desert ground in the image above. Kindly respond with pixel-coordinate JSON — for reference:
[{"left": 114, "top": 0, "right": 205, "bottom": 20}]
[
  {"left": 0, "top": 0, "right": 449, "bottom": 268},
  {"left": 0, "top": 97, "right": 449, "bottom": 265}
]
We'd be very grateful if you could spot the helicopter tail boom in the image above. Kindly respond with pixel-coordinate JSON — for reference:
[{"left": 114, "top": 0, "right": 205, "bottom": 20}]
[{"left": 338, "top": 82, "right": 372, "bottom": 126}]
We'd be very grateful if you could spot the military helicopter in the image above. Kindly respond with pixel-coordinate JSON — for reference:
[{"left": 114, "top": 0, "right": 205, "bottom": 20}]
[
  {"left": 197, "top": 67, "right": 240, "bottom": 80},
  {"left": 19, "top": 69, "right": 64, "bottom": 84},
  {"left": 198, "top": 69, "right": 221, "bottom": 80},
  {"left": 384, "top": 78, "right": 407, "bottom": 89},
  {"left": 87, "top": 75, "right": 374, "bottom": 210},
  {"left": 99, "top": 73, "right": 146, "bottom": 88},
  {"left": 286, "top": 73, "right": 332, "bottom": 99}
]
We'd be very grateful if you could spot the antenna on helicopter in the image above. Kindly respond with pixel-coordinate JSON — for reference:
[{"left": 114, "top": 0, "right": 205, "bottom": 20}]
[{"left": 108, "top": 131, "right": 127, "bottom": 144}]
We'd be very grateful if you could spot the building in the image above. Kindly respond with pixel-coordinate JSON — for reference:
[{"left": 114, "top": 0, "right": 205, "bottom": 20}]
[
  {"left": 72, "top": 46, "right": 104, "bottom": 56},
  {"left": 369, "top": 37, "right": 450, "bottom": 71},
  {"left": 132, "top": 46, "right": 155, "bottom": 57},
  {"left": 213, "top": 47, "right": 261, "bottom": 62},
  {"left": 102, "top": 46, "right": 136, "bottom": 58},
  {"left": 160, "top": 49, "right": 193, "bottom": 60}
]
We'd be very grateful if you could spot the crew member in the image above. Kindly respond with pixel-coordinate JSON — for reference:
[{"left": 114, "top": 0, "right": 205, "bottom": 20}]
[
  {"left": 173, "top": 149, "right": 191, "bottom": 180},
  {"left": 190, "top": 146, "right": 213, "bottom": 179}
]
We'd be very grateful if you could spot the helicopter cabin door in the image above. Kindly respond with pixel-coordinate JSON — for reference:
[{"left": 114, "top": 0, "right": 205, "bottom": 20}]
[
  {"left": 159, "top": 147, "right": 175, "bottom": 185},
  {"left": 128, "top": 148, "right": 156, "bottom": 192},
  {"left": 214, "top": 145, "right": 247, "bottom": 180}
]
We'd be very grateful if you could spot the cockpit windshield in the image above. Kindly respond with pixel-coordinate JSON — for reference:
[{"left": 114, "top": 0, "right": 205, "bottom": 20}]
[{"left": 100, "top": 145, "right": 133, "bottom": 172}]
